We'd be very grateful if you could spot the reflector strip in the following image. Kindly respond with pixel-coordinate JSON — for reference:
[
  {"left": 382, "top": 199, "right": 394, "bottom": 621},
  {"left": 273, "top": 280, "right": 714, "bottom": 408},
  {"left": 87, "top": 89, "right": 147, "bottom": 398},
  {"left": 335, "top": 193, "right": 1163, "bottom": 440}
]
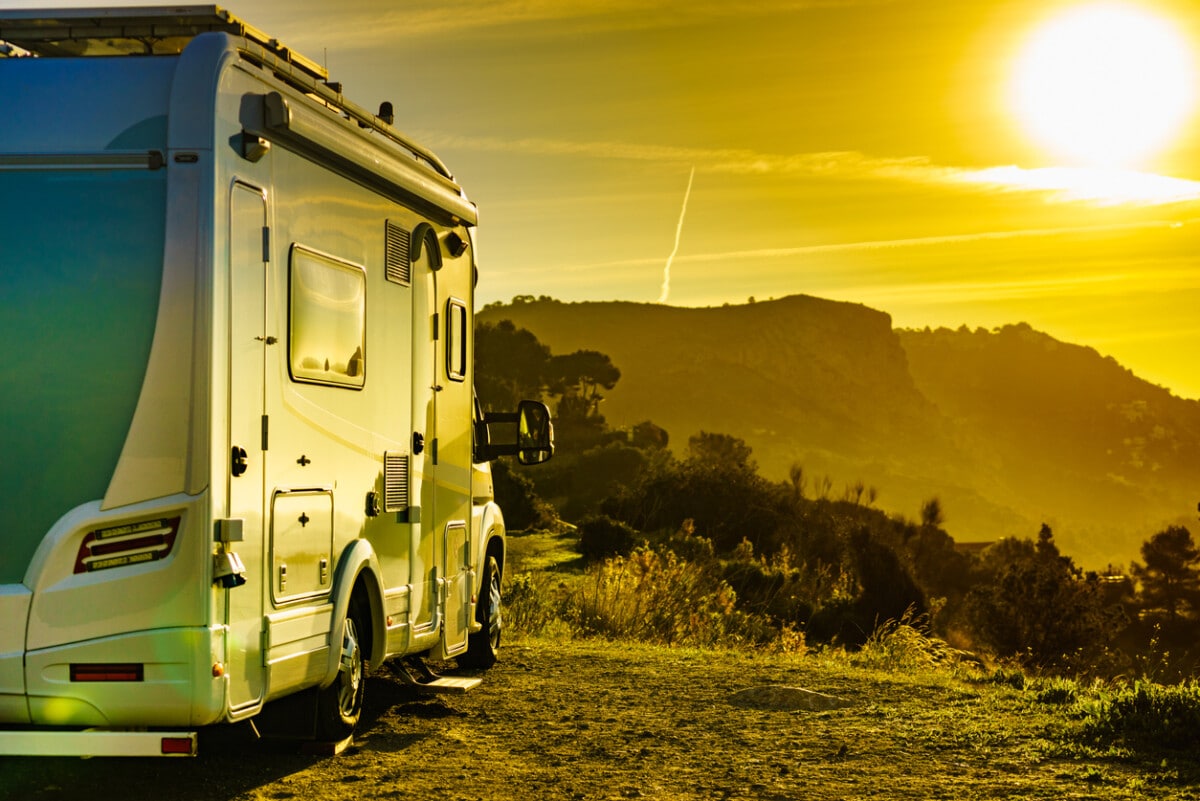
[
  {"left": 70, "top": 663, "right": 144, "bottom": 682},
  {"left": 160, "top": 737, "right": 195, "bottom": 755}
]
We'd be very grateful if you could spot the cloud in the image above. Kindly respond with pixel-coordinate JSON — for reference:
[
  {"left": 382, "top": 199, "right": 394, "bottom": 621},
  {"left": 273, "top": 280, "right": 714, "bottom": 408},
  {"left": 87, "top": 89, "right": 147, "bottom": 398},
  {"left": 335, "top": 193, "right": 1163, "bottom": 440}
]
[
  {"left": 507, "top": 218, "right": 1194, "bottom": 277},
  {"left": 423, "top": 132, "right": 926, "bottom": 177},
  {"left": 948, "top": 165, "right": 1200, "bottom": 206},
  {"left": 421, "top": 132, "right": 1200, "bottom": 207}
]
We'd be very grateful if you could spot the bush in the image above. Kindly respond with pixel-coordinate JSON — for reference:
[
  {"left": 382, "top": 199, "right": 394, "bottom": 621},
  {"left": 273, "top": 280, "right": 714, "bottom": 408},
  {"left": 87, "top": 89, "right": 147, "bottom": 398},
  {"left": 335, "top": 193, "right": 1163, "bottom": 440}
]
[
  {"left": 505, "top": 571, "right": 560, "bottom": 636},
  {"left": 1081, "top": 681, "right": 1200, "bottom": 750},
  {"left": 601, "top": 456, "right": 794, "bottom": 554},
  {"left": 492, "top": 460, "right": 557, "bottom": 531},
  {"left": 1033, "top": 677, "right": 1079, "bottom": 705},
  {"left": 578, "top": 514, "right": 638, "bottom": 562},
  {"left": 854, "top": 609, "right": 951, "bottom": 671},
  {"left": 565, "top": 546, "right": 786, "bottom": 648},
  {"left": 961, "top": 532, "right": 1122, "bottom": 672}
]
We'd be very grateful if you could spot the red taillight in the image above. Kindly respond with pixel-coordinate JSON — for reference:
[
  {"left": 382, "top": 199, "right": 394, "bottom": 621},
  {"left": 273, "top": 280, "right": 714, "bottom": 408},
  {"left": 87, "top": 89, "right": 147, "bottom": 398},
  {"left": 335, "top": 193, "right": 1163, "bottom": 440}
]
[
  {"left": 161, "top": 737, "right": 195, "bottom": 755},
  {"left": 70, "top": 663, "right": 144, "bottom": 682},
  {"left": 73, "top": 516, "right": 182, "bottom": 574}
]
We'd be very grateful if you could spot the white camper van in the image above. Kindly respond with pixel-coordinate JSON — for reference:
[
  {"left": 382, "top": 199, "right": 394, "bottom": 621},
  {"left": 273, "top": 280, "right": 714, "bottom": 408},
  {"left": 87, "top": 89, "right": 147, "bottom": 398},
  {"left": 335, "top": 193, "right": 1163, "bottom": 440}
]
[{"left": 0, "top": 6, "right": 552, "bottom": 757}]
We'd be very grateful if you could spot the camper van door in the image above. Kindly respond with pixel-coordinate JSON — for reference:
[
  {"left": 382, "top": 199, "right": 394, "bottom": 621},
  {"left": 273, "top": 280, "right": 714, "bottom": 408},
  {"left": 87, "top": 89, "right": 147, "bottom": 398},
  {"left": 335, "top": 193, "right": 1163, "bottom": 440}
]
[{"left": 226, "top": 182, "right": 269, "bottom": 710}]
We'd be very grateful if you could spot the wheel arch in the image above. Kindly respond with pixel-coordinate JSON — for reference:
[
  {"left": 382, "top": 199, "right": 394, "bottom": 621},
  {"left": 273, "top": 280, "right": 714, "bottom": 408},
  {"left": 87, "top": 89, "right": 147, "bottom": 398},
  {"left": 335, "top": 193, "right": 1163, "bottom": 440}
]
[
  {"left": 321, "top": 539, "right": 387, "bottom": 687},
  {"left": 476, "top": 500, "right": 506, "bottom": 587}
]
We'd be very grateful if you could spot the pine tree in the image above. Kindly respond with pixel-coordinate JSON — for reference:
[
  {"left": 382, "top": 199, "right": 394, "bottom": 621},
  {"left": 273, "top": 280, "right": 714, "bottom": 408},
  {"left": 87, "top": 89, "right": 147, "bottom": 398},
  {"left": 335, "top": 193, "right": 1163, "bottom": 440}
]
[{"left": 1132, "top": 526, "right": 1200, "bottom": 620}]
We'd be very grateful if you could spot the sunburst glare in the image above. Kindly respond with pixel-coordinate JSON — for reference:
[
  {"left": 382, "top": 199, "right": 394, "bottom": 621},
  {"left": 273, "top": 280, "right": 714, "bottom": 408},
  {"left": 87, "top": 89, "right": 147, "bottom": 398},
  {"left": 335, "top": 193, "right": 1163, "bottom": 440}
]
[{"left": 1010, "top": 2, "right": 1196, "bottom": 169}]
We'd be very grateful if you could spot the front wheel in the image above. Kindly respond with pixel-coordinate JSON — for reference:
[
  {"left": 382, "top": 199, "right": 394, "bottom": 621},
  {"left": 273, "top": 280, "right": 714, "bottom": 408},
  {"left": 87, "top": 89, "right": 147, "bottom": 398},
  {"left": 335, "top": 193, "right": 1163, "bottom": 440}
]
[
  {"left": 459, "top": 554, "right": 501, "bottom": 670},
  {"left": 315, "top": 607, "right": 366, "bottom": 742}
]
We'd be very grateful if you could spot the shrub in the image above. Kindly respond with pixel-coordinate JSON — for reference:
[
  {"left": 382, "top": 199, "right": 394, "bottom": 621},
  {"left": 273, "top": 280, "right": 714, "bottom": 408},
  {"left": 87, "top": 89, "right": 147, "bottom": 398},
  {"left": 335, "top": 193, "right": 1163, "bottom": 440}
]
[
  {"left": 505, "top": 571, "right": 560, "bottom": 636},
  {"left": 961, "top": 532, "right": 1122, "bottom": 672},
  {"left": 973, "top": 666, "right": 1026, "bottom": 690},
  {"left": 854, "top": 609, "right": 949, "bottom": 671},
  {"left": 1081, "top": 681, "right": 1200, "bottom": 750},
  {"left": 1033, "top": 676, "right": 1079, "bottom": 705},
  {"left": 578, "top": 514, "right": 638, "bottom": 562},
  {"left": 567, "top": 546, "right": 740, "bottom": 647},
  {"left": 491, "top": 460, "right": 557, "bottom": 531}
]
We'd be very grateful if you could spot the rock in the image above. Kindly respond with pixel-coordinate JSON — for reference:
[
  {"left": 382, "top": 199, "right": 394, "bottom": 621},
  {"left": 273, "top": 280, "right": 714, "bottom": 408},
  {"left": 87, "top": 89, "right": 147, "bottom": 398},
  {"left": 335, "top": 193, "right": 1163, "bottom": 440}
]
[{"left": 728, "top": 685, "right": 852, "bottom": 711}]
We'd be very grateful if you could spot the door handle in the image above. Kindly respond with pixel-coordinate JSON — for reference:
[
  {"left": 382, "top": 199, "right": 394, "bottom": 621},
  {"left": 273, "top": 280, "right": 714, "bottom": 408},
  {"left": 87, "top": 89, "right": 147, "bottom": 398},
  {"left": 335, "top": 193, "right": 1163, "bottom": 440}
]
[{"left": 231, "top": 446, "right": 248, "bottom": 477}]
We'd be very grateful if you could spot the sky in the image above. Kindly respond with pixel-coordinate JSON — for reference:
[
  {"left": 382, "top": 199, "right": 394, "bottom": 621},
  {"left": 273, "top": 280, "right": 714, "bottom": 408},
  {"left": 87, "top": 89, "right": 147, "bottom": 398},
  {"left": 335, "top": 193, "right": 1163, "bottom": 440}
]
[{"left": 15, "top": 0, "right": 1200, "bottom": 398}]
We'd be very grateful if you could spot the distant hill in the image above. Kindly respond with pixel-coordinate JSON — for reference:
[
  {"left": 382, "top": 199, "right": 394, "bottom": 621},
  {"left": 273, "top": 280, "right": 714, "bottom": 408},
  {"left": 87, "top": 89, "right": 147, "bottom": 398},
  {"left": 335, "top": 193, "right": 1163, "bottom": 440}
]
[{"left": 479, "top": 296, "right": 1200, "bottom": 566}]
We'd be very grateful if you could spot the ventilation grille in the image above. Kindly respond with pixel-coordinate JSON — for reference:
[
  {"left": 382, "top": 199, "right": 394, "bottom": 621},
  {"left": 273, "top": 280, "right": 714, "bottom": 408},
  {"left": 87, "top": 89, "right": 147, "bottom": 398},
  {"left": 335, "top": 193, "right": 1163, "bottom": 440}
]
[
  {"left": 384, "top": 220, "right": 411, "bottom": 285},
  {"left": 383, "top": 451, "right": 409, "bottom": 512}
]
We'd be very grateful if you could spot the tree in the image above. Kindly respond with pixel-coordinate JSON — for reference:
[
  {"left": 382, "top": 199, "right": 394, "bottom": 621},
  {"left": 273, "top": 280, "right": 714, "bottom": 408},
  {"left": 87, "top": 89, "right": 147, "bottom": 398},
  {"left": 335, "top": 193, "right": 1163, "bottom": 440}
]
[
  {"left": 962, "top": 529, "right": 1120, "bottom": 670},
  {"left": 919, "top": 497, "right": 944, "bottom": 529},
  {"left": 474, "top": 320, "right": 550, "bottom": 410},
  {"left": 1132, "top": 526, "right": 1200, "bottom": 620},
  {"left": 687, "top": 431, "right": 755, "bottom": 471},
  {"left": 547, "top": 350, "right": 620, "bottom": 419},
  {"left": 630, "top": 420, "right": 669, "bottom": 450}
]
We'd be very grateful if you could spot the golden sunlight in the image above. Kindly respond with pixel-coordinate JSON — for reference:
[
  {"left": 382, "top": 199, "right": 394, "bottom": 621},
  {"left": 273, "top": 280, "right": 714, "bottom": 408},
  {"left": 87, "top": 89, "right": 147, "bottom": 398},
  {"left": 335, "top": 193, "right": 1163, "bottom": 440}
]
[{"left": 1010, "top": 2, "right": 1196, "bottom": 168}]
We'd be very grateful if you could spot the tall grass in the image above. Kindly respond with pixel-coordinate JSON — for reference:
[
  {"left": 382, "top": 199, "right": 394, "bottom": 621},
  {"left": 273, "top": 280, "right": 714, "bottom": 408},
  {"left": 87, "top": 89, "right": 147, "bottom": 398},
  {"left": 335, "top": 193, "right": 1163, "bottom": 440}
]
[
  {"left": 554, "top": 545, "right": 797, "bottom": 650},
  {"left": 1079, "top": 681, "right": 1200, "bottom": 750},
  {"left": 505, "top": 571, "right": 561, "bottom": 636},
  {"left": 568, "top": 546, "right": 738, "bottom": 646},
  {"left": 853, "top": 609, "right": 949, "bottom": 671}
]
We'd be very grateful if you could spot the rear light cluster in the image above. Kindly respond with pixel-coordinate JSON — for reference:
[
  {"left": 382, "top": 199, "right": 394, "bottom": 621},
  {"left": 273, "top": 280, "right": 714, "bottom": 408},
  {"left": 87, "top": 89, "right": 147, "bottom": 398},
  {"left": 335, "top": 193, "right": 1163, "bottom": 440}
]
[{"left": 73, "top": 516, "right": 182, "bottom": 574}]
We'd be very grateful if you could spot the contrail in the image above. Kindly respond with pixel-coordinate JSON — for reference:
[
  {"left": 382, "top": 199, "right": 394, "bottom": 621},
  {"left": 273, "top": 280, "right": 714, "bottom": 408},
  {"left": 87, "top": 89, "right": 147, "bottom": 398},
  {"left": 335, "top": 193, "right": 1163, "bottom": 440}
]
[{"left": 657, "top": 166, "right": 695, "bottom": 304}]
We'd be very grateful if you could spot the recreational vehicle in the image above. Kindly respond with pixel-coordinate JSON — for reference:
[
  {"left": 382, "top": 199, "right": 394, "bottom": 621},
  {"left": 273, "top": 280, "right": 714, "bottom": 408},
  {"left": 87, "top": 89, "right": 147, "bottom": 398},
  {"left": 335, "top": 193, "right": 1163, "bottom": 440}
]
[{"left": 0, "top": 6, "right": 552, "bottom": 756}]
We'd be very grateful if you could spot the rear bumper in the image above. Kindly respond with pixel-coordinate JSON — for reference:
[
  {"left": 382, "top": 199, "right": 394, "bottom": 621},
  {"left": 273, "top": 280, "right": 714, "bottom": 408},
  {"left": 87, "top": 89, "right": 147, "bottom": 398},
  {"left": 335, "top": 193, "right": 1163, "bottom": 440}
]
[
  {"left": 0, "top": 728, "right": 197, "bottom": 757},
  {"left": 18, "top": 627, "right": 225, "bottom": 727}
]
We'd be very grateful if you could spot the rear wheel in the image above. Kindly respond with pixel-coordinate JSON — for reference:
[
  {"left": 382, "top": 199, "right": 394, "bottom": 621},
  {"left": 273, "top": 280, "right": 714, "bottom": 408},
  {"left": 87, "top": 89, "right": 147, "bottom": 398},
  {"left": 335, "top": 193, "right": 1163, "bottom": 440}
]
[
  {"left": 459, "top": 554, "right": 501, "bottom": 669},
  {"left": 316, "top": 603, "right": 367, "bottom": 742}
]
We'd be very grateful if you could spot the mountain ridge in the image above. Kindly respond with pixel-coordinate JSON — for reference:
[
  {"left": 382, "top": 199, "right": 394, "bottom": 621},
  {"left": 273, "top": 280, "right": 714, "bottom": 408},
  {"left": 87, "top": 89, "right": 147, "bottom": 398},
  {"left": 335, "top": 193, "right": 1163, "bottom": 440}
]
[{"left": 479, "top": 295, "right": 1199, "bottom": 565}]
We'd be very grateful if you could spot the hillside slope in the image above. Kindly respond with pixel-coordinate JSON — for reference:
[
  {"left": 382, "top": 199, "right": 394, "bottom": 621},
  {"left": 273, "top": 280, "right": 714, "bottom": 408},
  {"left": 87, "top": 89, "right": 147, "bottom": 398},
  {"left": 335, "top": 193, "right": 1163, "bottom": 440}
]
[
  {"left": 479, "top": 296, "right": 1199, "bottom": 564},
  {"left": 899, "top": 323, "right": 1200, "bottom": 561}
]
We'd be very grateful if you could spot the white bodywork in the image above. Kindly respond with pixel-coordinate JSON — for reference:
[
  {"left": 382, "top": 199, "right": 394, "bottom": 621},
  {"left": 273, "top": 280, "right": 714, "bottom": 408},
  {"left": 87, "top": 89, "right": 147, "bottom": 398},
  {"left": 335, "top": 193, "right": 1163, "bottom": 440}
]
[{"left": 0, "top": 7, "right": 510, "bottom": 754}]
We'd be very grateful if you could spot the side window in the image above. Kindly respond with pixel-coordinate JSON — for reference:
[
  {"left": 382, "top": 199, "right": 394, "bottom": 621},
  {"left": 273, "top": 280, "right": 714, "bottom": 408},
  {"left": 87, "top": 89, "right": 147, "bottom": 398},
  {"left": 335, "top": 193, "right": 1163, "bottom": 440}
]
[
  {"left": 446, "top": 297, "right": 467, "bottom": 383},
  {"left": 289, "top": 245, "right": 366, "bottom": 389}
]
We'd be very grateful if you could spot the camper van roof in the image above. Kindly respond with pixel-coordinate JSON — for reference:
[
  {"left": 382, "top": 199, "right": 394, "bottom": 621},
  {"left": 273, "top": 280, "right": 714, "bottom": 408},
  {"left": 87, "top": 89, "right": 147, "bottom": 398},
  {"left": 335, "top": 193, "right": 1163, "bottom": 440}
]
[
  {"left": 0, "top": 6, "right": 327, "bottom": 80},
  {"left": 0, "top": 6, "right": 463, "bottom": 184}
]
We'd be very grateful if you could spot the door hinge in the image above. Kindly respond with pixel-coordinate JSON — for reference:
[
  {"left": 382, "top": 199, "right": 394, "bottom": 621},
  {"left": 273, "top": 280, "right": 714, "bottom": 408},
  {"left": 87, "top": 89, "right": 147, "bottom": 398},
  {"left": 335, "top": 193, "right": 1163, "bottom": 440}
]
[
  {"left": 261, "top": 415, "right": 269, "bottom": 451},
  {"left": 261, "top": 226, "right": 271, "bottom": 263},
  {"left": 432, "top": 312, "right": 440, "bottom": 340}
]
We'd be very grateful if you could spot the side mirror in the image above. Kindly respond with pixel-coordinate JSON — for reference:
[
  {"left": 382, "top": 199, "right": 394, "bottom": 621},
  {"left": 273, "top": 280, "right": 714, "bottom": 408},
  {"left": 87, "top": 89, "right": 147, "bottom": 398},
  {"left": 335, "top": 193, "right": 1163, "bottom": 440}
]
[
  {"left": 516, "top": 399, "right": 554, "bottom": 465},
  {"left": 477, "top": 400, "right": 554, "bottom": 465}
]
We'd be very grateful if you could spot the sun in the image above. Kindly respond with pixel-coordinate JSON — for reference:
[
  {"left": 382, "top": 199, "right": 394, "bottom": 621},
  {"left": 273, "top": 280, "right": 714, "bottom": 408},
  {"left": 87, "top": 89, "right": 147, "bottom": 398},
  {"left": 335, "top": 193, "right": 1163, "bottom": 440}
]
[{"left": 1010, "top": 3, "right": 1196, "bottom": 168}]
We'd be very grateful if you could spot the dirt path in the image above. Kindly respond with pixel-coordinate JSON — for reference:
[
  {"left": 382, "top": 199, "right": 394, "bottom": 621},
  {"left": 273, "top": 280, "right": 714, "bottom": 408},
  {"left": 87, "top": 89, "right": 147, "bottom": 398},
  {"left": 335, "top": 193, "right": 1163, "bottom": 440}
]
[{"left": 1, "top": 638, "right": 1195, "bottom": 800}]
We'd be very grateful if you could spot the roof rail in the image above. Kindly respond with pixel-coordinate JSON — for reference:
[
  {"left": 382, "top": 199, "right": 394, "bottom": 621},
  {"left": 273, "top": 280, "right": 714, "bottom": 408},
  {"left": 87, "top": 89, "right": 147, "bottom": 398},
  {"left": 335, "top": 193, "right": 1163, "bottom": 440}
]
[
  {"left": 0, "top": 6, "right": 457, "bottom": 181},
  {"left": 0, "top": 6, "right": 325, "bottom": 77}
]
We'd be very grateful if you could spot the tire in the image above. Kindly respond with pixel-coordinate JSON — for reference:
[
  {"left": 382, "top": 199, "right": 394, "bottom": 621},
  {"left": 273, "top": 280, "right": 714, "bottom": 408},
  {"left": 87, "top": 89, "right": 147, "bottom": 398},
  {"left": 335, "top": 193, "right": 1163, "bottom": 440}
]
[
  {"left": 315, "top": 603, "right": 367, "bottom": 742},
  {"left": 459, "top": 554, "right": 501, "bottom": 670}
]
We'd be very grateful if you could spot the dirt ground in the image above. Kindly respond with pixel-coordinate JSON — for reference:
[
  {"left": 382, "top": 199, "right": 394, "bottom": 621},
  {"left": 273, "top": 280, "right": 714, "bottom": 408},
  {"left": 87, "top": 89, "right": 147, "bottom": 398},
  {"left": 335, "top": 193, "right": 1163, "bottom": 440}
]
[{"left": 3, "top": 636, "right": 1199, "bottom": 801}]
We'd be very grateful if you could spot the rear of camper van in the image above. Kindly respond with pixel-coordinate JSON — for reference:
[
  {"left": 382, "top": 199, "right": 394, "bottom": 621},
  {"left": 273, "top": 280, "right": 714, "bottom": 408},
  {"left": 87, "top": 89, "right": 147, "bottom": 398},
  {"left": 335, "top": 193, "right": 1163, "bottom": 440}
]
[{"left": 0, "top": 7, "right": 551, "bottom": 757}]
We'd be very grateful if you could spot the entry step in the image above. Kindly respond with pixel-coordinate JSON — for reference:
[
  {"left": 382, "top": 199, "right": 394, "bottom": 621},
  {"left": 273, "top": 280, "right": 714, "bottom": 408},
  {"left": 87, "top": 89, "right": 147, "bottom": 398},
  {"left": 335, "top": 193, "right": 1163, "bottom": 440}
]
[
  {"left": 416, "top": 675, "right": 482, "bottom": 694},
  {"left": 394, "top": 657, "right": 484, "bottom": 694}
]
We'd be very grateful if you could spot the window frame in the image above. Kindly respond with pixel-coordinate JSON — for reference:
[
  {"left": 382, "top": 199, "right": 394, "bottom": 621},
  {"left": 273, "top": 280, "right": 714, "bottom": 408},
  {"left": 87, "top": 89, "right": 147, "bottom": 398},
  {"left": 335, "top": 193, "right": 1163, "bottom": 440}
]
[
  {"left": 445, "top": 296, "right": 468, "bottom": 383},
  {"left": 287, "top": 243, "right": 368, "bottom": 390}
]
